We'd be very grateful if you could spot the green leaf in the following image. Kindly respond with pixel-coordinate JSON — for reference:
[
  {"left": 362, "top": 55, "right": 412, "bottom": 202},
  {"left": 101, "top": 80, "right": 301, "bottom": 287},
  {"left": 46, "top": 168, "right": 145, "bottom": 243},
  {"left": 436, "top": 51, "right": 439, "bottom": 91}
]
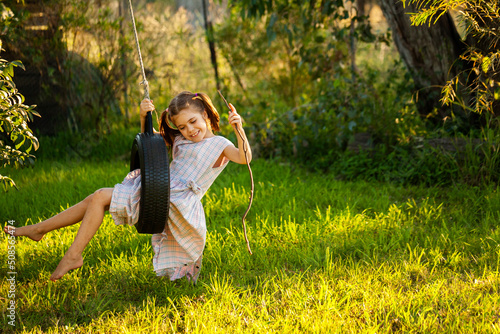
[
  {"left": 15, "top": 136, "right": 26, "bottom": 150},
  {"left": 266, "top": 13, "right": 278, "bottom": 43},
  {"left": 0, "top": 174, "right": 18, "bottom": 191},
  {"left": 32, "top": 137, "right": 40, "bottom": 151},
  {"left": 11, "top": 60, "right": 25, "bottom": 70},
  {"left": 5, "top": 63, "right": 14, "bottom": 78},
  {"left": 30, "top": 108, "right": 40, "bottom": 118},
  {"left": 3, "top": 121, "right": 12, "bottom": 133},
  {"left": 482, "top": 56, "right": 491, "bottom": 73}
]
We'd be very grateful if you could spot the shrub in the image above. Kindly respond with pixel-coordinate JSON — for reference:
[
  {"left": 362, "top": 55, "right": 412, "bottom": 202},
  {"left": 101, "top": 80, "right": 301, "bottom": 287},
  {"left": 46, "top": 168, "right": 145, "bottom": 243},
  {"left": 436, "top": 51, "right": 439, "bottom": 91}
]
[
  {"left": 0, "top": 58, "right": 39, "bottom": 190},
  {"left": 406, "top": 0, "right": 500, "bottom": 119}
]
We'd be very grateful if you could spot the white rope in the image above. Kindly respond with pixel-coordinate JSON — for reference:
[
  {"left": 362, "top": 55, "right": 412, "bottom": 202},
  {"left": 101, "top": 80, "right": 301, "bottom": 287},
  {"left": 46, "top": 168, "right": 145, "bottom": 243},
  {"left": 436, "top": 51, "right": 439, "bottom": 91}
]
[{"left": 127, "top": 0, "right": 149, "bottom": 100}]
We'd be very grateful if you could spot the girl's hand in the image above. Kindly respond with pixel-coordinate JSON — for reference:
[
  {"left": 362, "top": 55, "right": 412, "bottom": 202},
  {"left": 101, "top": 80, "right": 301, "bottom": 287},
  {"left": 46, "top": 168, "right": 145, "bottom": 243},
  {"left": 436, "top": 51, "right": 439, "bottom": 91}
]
[
  {"left": 140, "top": 99, "right": 154, "bottom": 118},
  {"left": 228, "top": 103, "right": 243, "bottom": 129},
  {"left": 222, "top": 102, "right": 252, "bottom": 165}
]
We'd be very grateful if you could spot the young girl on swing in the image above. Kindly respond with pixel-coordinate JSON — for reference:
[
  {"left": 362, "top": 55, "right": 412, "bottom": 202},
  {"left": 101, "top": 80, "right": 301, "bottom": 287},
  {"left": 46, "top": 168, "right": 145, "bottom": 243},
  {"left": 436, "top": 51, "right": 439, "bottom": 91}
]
[{"left": 4, "top": 91, "right": 252, "bottom": 283}]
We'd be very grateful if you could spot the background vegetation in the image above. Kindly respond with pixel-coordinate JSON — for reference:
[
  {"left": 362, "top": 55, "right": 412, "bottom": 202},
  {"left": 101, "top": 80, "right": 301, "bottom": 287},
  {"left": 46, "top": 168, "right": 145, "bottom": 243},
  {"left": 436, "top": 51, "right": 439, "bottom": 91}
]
[
  {"left": 1, "top": 0, "right": 500, "bottom": 332},
  {"left": 0, "top": 58, "right": 39, "bottom": 190},
  {"left": 1, "top": 0, "right": 499, "bottom": 186}
]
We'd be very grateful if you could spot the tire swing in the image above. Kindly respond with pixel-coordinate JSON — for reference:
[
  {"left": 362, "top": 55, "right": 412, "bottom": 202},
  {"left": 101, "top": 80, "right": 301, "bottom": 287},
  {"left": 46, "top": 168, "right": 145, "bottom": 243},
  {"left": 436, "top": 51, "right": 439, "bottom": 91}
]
[{"left": 128, "top": 0, "right": 169, "bottom": 234}]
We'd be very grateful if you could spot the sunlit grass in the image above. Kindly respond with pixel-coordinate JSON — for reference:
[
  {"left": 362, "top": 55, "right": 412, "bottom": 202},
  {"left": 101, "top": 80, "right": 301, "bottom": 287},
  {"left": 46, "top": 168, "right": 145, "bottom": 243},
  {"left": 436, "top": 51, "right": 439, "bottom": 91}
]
[{"left": 1, "top": 157, "right": 500, "bottom": 333}]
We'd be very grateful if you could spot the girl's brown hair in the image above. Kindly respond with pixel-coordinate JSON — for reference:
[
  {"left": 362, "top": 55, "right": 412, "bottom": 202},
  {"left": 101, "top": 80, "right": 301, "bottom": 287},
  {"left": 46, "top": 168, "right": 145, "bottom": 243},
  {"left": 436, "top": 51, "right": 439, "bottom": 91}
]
[{"left": 159, "top": 91, "right": 220, "bottom": 146}]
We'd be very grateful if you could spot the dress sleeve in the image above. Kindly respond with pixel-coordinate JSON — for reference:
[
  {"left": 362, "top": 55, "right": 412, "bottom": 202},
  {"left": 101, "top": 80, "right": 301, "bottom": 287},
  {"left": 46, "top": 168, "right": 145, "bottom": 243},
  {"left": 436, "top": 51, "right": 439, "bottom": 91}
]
[
  {"left": 211, "top": 136, "right": 235, "bottom": 168},
  {"left": 218, "top": 136, "right": 235, "bottom": 149}
]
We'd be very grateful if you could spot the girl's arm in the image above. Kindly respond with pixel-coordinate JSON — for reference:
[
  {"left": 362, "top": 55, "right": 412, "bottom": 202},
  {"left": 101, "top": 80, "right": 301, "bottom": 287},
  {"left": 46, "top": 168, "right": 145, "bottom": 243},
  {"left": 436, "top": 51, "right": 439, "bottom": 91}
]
[
  {"left": 223, "top": 103, "right": 252, "bottom": 165},
  {"left": 139, "top": 99, "right": 159, "bottom": 133}
]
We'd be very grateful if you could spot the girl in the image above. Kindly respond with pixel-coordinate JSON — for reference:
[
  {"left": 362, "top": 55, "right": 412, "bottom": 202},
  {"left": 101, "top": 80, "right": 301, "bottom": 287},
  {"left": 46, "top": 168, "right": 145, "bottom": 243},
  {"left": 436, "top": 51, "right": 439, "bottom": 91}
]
[{"left": 4, "top": 91, "right": 252, "bottom": 283}]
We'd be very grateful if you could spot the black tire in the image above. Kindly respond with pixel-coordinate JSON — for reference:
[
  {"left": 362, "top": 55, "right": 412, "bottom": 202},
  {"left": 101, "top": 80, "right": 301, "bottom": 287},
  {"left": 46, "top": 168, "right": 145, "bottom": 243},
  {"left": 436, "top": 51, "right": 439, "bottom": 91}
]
[{"left": 130, "top": 132, "right": 170, "bottom": 234}]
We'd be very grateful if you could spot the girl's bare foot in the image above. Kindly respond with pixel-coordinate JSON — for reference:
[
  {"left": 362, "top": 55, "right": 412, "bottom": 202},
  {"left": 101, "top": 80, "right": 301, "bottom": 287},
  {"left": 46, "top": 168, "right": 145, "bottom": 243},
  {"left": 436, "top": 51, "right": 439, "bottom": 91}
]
[
  {"left": 3, "top": 225, "right": 45, "bottom": 241},
  {"left": 50, "top": 253, "right": 83, "bottom": 281}
]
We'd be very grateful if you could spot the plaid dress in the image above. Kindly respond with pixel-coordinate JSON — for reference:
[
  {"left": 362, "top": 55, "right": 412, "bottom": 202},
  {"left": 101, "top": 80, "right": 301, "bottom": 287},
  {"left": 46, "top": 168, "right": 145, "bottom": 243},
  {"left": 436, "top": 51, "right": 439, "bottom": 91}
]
[{"left": 110, "top": 135, "right": 233, "bottom": 283}]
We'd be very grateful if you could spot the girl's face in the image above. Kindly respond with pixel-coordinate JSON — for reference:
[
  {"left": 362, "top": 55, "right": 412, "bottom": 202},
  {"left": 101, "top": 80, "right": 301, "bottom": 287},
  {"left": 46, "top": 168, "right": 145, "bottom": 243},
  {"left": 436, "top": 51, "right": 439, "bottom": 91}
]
[{"left": 172, "top": 106, "right": 212, "bottom": 142}]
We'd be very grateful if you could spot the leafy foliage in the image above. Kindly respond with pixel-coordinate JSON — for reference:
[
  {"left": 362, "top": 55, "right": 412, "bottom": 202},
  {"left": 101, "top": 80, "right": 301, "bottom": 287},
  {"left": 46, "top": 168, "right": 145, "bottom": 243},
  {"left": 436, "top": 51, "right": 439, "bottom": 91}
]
[
  {"left": 216, "top": 0, "right": 500, "bottom": 184},
  {"left": 221, "top": 0, "right": 385, "bottom": 104},
  {"left": 219, "top": 0, "right": 408, "bottom": 167},
  {"left": 405, "top": 0, "right": 500, "bottom": 118},
  {"left": 0, "top": 58, "right": 39, "bottom": 190},
  {"left": 1, "top": 0, "right": 497, "bottom": 186},
  {"left": 0, "top": 1, "right": 130, "bottom": 133}
]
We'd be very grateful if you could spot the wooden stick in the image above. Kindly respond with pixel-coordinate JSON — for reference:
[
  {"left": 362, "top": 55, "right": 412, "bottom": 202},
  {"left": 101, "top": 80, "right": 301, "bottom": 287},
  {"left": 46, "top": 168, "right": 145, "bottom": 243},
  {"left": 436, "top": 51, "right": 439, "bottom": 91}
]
[{"left": 218, "top": 90, "right": 254, "bottom": 255}]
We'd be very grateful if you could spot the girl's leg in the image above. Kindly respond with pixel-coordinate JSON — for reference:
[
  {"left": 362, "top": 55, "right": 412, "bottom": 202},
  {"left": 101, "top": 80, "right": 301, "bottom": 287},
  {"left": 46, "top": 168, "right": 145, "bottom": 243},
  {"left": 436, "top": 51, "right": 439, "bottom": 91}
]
[
  {"left": 3, "top": 193, "right": 95, "bottom": 241},
  {"left": 50, "top": 188, "right": 114, "bottom": 281}
]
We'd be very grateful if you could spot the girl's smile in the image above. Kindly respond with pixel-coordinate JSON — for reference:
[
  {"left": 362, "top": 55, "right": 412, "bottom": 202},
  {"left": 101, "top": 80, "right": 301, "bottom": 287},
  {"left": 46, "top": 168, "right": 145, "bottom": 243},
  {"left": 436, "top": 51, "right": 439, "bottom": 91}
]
[{"left": 172, "top": 106, "right": 214, "bottom": 142}]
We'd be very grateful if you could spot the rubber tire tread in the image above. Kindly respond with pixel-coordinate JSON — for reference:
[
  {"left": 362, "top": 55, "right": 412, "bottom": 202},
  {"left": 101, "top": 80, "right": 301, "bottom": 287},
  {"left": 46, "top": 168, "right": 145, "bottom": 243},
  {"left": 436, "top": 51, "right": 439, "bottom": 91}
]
[{"left": 130, "top": 133, "right": 170, "bottom": 234}]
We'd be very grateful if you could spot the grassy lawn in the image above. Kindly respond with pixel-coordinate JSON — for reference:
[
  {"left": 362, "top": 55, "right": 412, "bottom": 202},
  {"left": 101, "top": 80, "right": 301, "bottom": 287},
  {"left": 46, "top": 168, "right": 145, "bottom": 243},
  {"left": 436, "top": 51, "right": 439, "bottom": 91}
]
[{"left": 1, "top": 154, "right": 500, "bottom": 333}]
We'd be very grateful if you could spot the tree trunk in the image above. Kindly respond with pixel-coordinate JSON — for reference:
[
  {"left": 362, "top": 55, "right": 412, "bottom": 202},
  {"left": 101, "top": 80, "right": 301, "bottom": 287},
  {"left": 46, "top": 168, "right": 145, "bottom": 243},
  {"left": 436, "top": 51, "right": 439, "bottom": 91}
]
[
  {"left": 356, "top": 0, "right": 366, "bottom": 16},
  {"left": 202, "top": 0, "right": 221, "bottom": 91},
  {"left": 119, "top": 0, "right": 130, "bottom": 122},
  {"left": 377, "top": 0, "right": 467, "bottom": 122}
]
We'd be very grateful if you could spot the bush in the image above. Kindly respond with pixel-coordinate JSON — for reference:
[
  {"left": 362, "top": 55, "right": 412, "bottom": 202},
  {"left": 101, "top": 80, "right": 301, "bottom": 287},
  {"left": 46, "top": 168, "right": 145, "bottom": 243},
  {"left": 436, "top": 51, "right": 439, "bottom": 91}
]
[
  {"left": 0, "top": 58, "right": 39, "bottom": 190},
  {"left": 251, "top": 57, "right": 418, "bottom": 170},
  {"left": 331, "top": 143, "right": 458, "bottom": 186}
]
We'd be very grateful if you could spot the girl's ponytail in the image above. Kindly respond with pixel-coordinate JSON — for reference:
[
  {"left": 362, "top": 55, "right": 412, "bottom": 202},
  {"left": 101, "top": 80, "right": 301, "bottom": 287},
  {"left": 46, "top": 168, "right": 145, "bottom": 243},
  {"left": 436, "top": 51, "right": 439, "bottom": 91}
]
[
  {"left": 192, "top": 92, "right": 220, "bottom": 131},
  {"left": 159, "top": 108, "right": 180, "bottom": 147}
]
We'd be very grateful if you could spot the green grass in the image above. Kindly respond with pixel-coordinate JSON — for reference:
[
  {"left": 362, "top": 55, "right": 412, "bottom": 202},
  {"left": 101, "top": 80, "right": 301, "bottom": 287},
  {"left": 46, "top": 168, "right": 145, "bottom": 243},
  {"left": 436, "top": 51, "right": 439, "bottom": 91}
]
[{"left": 1, "top": 154, "right": 500, "bottom": 332}]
